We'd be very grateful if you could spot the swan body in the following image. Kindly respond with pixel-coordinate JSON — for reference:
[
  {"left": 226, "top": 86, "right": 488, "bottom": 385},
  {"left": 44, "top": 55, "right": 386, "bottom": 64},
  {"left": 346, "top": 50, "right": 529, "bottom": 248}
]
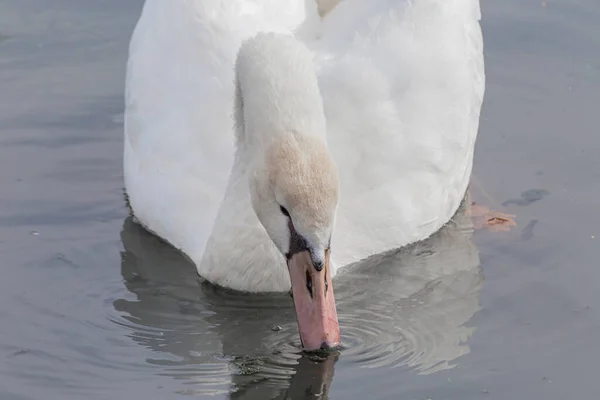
[{"left": 124, "top": 0, "right": 484, "bottom": 294}]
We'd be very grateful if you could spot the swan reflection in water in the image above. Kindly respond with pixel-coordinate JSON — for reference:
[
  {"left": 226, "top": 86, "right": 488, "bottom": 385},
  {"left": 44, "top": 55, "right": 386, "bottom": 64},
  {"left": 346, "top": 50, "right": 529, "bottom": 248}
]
[{"left": 113, "top": 195, "right": 482, "bottom": 398}]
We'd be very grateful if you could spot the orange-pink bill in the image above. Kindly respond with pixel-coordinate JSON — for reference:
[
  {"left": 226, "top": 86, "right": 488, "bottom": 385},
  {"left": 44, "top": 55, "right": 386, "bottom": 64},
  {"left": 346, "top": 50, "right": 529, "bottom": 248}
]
[{"left": 287, "top": 250, "right": 340, "bottom": 351}]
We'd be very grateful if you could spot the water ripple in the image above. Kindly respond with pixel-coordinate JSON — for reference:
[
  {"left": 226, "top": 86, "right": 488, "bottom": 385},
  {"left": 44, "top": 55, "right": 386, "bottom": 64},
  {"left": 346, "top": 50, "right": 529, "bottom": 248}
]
[
  {"left": 1, "top": 199, "right": 481, "bottom": 398},
  {"left": 107, "top": 198, "right": 482, "bottom": 396}
]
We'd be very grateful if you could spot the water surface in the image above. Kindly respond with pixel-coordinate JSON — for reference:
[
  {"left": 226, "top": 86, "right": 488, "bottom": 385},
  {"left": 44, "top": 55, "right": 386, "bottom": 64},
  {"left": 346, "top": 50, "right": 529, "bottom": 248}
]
[{"left": 1, "top": 0, "right": 599, "bottom": 399}]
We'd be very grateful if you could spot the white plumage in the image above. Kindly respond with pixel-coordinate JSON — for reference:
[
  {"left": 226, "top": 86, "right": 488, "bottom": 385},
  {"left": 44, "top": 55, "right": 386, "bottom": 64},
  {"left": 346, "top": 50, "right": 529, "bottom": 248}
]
[{"left": 124, "top": 0, "right": 485, "bottom": 292}]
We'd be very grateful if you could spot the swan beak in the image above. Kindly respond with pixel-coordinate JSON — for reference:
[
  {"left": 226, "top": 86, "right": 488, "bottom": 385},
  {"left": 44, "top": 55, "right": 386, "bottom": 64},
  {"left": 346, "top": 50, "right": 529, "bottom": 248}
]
[{"left": 287, "top": 249, "right": 340, "bottom": 352}]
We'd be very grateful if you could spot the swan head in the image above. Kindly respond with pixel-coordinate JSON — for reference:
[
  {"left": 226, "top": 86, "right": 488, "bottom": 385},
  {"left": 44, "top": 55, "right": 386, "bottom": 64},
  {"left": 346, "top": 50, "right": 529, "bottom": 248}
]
[{"left": 249, "top": 132, "right": 341, "bottom": 351}]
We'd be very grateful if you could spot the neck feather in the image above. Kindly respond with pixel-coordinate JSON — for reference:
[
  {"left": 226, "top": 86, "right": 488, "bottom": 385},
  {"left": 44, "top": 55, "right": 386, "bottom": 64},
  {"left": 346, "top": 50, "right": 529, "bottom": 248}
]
[{"left": 234, "top": 32, "right": 327, "bottom": 153}]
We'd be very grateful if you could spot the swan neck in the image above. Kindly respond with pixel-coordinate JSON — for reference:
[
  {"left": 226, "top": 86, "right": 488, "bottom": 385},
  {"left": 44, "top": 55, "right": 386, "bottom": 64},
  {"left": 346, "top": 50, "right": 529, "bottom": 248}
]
[{"left": 234, "top": 33, "right": 327, "bottom": 153}]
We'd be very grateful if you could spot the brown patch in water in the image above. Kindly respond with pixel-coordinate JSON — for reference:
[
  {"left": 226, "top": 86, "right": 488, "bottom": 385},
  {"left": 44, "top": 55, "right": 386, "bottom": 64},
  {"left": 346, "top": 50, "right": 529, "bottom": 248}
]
[{"left": 468, "top": 202, "right": 517, "bottom": 232}]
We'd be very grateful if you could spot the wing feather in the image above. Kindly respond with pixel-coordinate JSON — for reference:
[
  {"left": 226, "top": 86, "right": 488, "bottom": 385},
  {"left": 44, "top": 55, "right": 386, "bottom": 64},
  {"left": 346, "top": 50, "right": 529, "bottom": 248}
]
[{"left": 313, "top": 0, "right": 485, "bottom": 266}]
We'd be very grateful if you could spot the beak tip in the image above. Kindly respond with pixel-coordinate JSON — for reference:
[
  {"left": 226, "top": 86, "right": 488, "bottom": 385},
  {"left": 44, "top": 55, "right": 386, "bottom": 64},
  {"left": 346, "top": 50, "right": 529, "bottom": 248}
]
[
  {"left": 320, "top": 341, "right": 334, "bottom": 351},
  {"left": 301, "top": 338, "right": 340, "bottom": 353}
]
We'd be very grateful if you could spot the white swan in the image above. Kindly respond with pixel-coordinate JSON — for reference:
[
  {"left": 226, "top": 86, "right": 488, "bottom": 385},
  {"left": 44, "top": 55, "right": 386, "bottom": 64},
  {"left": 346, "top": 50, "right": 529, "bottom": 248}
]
[{"left": 124, "top": 0, "right": 485, "bottom": 351}]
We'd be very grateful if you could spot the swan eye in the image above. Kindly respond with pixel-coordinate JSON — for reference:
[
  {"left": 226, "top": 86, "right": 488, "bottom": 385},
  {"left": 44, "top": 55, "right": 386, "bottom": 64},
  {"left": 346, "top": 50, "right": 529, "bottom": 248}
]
[{"left": 280, "top": 205, "right": 290, "bottom": 217}]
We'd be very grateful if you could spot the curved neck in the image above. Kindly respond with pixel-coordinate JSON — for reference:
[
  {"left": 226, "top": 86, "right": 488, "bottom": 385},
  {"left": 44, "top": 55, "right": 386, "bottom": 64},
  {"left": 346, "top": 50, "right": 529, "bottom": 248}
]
[
  {"left": 234, "top": 33, "right": 328, "bottom": 154},
  {"left": 197, "top": 33, "right": 334, "bottom": 292}
]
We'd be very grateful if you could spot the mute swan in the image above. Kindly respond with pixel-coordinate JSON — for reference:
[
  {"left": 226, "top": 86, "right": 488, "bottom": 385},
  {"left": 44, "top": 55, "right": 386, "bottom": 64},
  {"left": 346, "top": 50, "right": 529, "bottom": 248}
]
[{"left": 124, "top": 0, "right": 485, "bottom": 351}]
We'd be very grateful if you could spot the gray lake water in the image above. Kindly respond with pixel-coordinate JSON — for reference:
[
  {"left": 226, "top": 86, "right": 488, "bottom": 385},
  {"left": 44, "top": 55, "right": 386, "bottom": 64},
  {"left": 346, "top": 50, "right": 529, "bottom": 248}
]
[{"left": 1, "top": 1, "right": 599, "bottom": 399}]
